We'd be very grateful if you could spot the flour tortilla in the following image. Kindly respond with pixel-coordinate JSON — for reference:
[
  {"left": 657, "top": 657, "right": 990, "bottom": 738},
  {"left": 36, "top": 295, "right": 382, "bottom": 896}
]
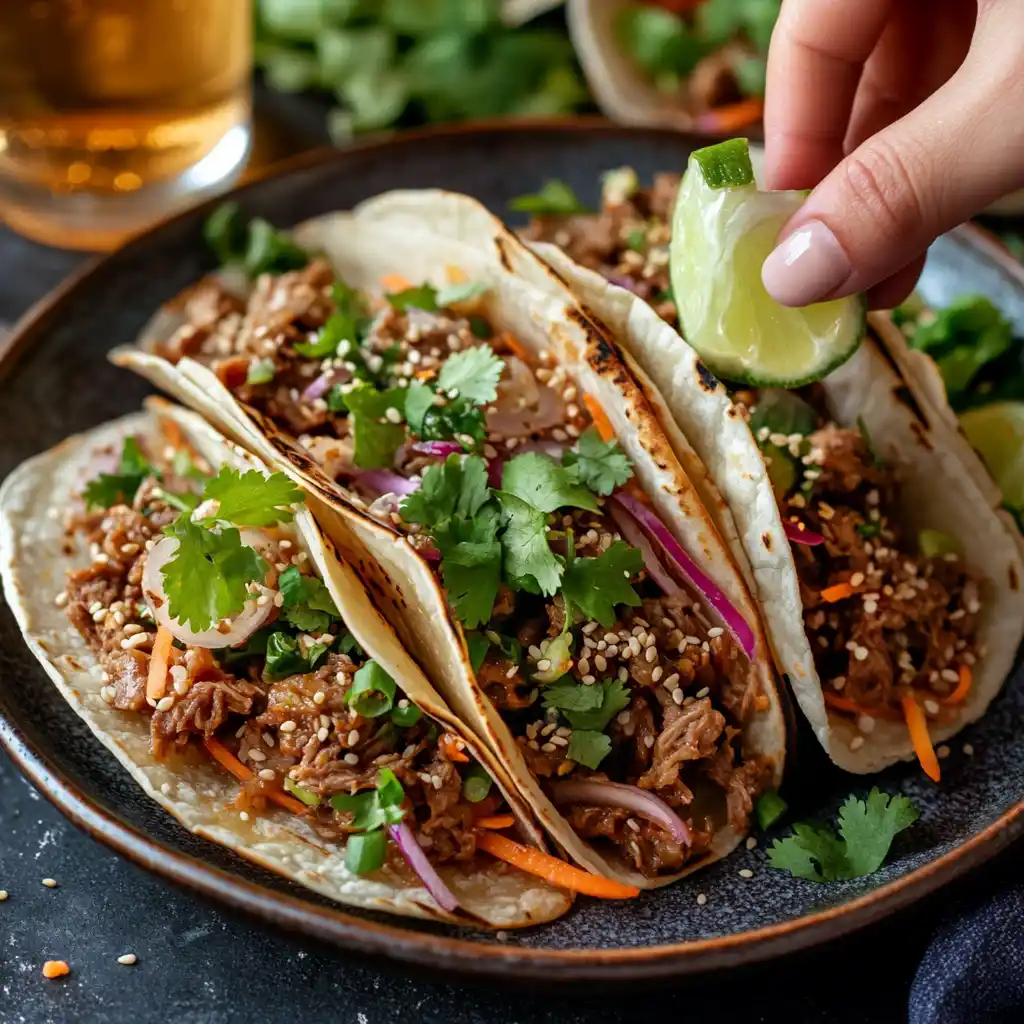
[
  {"left": 112, "top": 196, "right": 785, "bottom": 887},
  {"left": 528, "top": 246, "right": 1024, "bottom": 772},
  {"left": 0, "top": 400, "right": 570, "bottom": 927}
]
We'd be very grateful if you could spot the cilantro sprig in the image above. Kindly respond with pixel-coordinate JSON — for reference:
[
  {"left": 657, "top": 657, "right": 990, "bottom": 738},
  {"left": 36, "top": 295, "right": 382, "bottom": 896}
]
[
  {"left": 82, "top": 437, "right": 156, "bottom": 510},
  {"left": 542, "top": 677, "right": 631, "bottom": 770},
  {"left": 159, "top": 468, "right": 303, "bottom": 633},
  {"left": 563, "top": 428, "right": 633, "bottom": 496},
  {"left": 330, "top": 768, "right": 406, "bottom": 875},
  {"left": 278, "top": 564, "right": 340, "bottom": 633},
  {"left": 767, "top": 789, "right": 919, "bottom": 883}
]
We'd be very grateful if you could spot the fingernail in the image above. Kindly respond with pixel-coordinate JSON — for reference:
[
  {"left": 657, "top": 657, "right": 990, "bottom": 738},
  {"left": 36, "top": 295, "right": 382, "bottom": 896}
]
[{"left": 761, "top": 220, "right": 851, "bottom": 307}]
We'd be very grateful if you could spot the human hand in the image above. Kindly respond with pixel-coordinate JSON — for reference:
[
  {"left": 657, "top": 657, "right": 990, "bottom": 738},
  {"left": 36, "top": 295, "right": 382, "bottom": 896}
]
[{"left": 759, "top": 0, "right": 1024, "bottom": 309}]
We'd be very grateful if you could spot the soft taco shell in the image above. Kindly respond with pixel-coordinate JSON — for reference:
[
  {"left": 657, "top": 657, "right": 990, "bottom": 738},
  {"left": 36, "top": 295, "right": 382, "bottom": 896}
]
[{"left": 0, "top": 400, "right": 570, "bottom": 927}]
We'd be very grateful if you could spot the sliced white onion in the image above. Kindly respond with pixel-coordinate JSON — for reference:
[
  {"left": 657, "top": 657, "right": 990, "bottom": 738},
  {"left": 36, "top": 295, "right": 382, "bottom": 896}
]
[
  {"left": 607, "top": 502, "right": 683, "bottom": 599},
  {"left": 610, "top": 491, "right": 756, "bottom": 660},
  {"left": 550, "top": 780, "right": 690, "bottom": 846},
  {"left": 388, "top": 821, "right": 460, "bottom": 913},
  {"left": 142, "top": 535, "right": 275, "bottom": 649},
  {"left": 410, "top": 441, "right": 463, "bottom": 458}
]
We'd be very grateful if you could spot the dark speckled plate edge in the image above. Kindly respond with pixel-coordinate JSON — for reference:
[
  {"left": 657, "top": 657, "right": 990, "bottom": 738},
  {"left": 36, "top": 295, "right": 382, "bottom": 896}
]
[{"left": 2, "top": 118, "right": 1023, "bottom": 985}]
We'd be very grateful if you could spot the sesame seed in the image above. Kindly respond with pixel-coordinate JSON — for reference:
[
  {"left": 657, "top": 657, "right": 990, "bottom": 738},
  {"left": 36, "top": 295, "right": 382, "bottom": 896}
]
[
  {"left": 0, "top": 891, "right": 7, "bottom": 901},
  {"left": 247, "top": 748, "right": 267, "bottom": 762},
  {"left": 696, "top": 893, "right": 707, "bottom": 906},
  {"left": 596, "top": 640, "right": 607, "bottom": 651},
  {"left": 603, "top": 632, "right": 618, "bottom": 644},
  {"left": 937, "top": 745, "right": 951, "bottom": 760},
  {"left": 258, "top": 769, "right": 275, "bottom": 781},
  {"left": 344, "top": 753, "right": 359, "bottom": 765},
  {"left": 54, "top": 591, "right": 68, "bottom": 607},
  {"left": 280, "top": 721, "right": 297, "bottom": 733},
  {"left": 685, "top": 635, "right": 701, "bottom": 646},
  {"left": 317, "top": 727, "right": 329, "bottom": 742},
  {"left": 854, "top": 647, "right": 869, "bottom": 662},
  {"left": 528, "top": 645, "right": 543, "bottom": 660},
  {"left": 671, "top": 688, "right": 685, "bottom": 705},
  {"left": 347, "top": 730, "right": 360, "bottom": 746},
  {"left": 606, "top": 644, "right": 619, "bottom": 658},
  {"left": 120, "top": 632, "right": 151, "bottom": 650},
  {"left": 850, "top": 572, "right": 865, "bottom": 587},
  {"left": 738, "top": 869, "right": 754, "bottom": 879},
  {"left": 644, "top": 632, "right": 657, "bottom": 648},
  {"left": 319, "top": 714, "right": 331, "bottom": 729},
  {"left": 626, "top": 818, "right": 641, "bottom": 833},
  {"left": 662, "top": 673, "right": 679, "bottom": 690},
  {"left": 651, "top": 666, "right": 663, "bottom": 682},
  {"left": 536, "top": 659, "right": 552, "bottom": 673},
  {"left": 963, "top": 743, "right": 974, "bottom": 756},
  {"left": 924, "top": 700, "right": 940, "bottom": 716},
  {"left": 505, "top": 665, "right": 518, "bottom": 679},
  {"left": 117, "top": 954, "right": 137, "bottom": 966},
  {"left": 384, "top": 407, "right": 402, "bottom": 423},
  {"left": 645, "top": 647, "right": 657, "bottom": 664},
  {"left": 857, "top": 715, "right": 876, "bottom": 734},
  {"left": 616, "top": 711, "right": 631, "bottom": 725},
  {"left": 122, "top": 623, "right": 144, "bottom": 636},
  {"left": 582, "top": 621, "right": 599, "bottom": 634},
  {"left": 41, "top": 878, "right": 57, "bottom": 888},
  {"left": 746, "top": 836, "right": 757, "bottom": 850},
  {"left": 707, "top": 627, "right": 723, "bottom": 638},
  {"left": 578, "top": 658, "right": 591, "bottom": 675},
  {"left": 695, "top": 686, "right": 710, "bottom": 699},
  {"left": 154, "top": 696, "right": 174, "bottom": 712},
  {"left": 239, "top": 812, "right": 250, "bottom": 822},
  {"left": 582, "top": 674, "right": 596, "bottom": 685},
  {"left": 618, "top": 667, "right": 629, "bottom": 683},
  {"left": 594, "top": 655, "right": 607, "bottom": 672},
  {"left": 850, "top": 736, "right": 866, "bottom": 752},
  {"left": 313, "top": 691, "right": 326, "bottom": 705}
]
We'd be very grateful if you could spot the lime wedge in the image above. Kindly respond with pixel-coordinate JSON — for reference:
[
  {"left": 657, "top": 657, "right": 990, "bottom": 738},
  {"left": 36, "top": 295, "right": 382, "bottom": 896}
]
[
  {"left": 669, "top": 139, "right": 866, "bottom": 386},
  {"left": 959, "top": 401, "right": 1024, "bottom": 510}
]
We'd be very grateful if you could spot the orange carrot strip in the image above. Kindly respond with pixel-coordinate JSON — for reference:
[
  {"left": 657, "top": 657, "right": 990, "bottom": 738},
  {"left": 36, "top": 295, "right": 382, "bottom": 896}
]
[
  {"left": 380, "top": 273, "right": 411, "bottom": 292},
  {"left": 440, "top": 733, "right": 470, "bottom": 763},
  {"left": 940, "top": 664, "right": 973, "bottom": 706},
  {"left": 159, "top": 417, "right": 184, "bottom": 451},
  {"left": 476, "top": 832, "right": 639, "bottom": 899},
  {"left": 445, "top": 264, "right": 468, "bottom": 284},
  {"left": 203, "top": 738, "right": 308, "bottom": 815},
  {"left": 474, "top": 815, "right": 516, "bottom": 830},
  {"left": 414, "top": 368, "right": 436, "bottom": 381},
  {"left": 146, "top": 626, "right": 174, "bottom": 702},
  {"left": 697, "top": 97, "right": 764, "bottom": 135},
  {"left": 499, "top": 331, "right": 532, "bottom": 362},
  {"left": 901, "top": 697, "right": 941, "bottom": 782},
  {"left": 583, "top": 394, "right": 615, "bottom": 443},
  {"left": 820, "top": 582, "right": 855, "bottom": 603},
  {"left": 42, "top": 961, "right": 70, "bottom": 979}
]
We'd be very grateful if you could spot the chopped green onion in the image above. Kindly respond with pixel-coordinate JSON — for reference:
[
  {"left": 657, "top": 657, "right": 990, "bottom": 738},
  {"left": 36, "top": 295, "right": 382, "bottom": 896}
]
[
  {"left": 461, "top": 765, "right": 493, "bottom": 804},
  {"left": 391, "top": 702, "right": 423, "bottom": 728},
  {"left": 345, "top": 829, "right": 388, "bottom": 875},
  {"left": 283, "top": 777, "right": 320, "bottom": 807},
  {"left": 756, "top": 789, "right": 787, "bottom": 831},
  {"left": 347, "top": 661, "right": 397, "bottom": 718}
]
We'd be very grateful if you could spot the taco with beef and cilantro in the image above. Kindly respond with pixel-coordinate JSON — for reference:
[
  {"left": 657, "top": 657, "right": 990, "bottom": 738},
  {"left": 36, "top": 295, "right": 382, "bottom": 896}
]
[
  {"left": 110, "top": 197, "right": 785, "bottom": 888},
  {"left": 516, "top": 167, "right": 1024, "bottom": 778},
  {"left": 0, "top": 397, "right": 608, "bottom": 925}
]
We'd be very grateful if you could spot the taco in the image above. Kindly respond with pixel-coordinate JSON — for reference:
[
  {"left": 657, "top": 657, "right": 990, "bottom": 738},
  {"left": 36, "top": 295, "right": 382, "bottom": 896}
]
[
  {"left": 112, "top": 199, "right": 785, "bottom": 887},
  {"left": 0, "top": 398, "right": 581, "bottom": 925},
  {"left": 519, "top": 167, "right": 1024, "bottom": 777}
]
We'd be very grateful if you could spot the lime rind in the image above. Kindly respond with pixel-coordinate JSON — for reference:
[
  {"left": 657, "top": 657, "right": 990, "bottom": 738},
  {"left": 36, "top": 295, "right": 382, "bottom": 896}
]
[
  {"left": 959, "top": 401, "right": 1024, "bottom": 511},
  {"left": 670, "top": 141, "right": 866, "bottom": 388}
]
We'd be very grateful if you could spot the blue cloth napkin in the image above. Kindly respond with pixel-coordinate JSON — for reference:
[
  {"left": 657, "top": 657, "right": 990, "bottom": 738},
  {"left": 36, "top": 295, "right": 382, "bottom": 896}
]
[{"left": 911, "top": 879, "right": 1024, "bottom": 1023}]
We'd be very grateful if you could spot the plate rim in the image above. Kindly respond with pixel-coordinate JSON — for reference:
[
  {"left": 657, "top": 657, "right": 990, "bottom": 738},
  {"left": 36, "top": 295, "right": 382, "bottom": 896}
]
[{"left": 2, "top": 117, "right": 1023, "bottom": 984}]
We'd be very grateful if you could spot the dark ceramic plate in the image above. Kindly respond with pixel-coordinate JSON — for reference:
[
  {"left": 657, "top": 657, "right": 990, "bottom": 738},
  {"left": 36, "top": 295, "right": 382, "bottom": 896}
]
[{"left": 2, "top": 121, "right": 1024, "bottom": 985}]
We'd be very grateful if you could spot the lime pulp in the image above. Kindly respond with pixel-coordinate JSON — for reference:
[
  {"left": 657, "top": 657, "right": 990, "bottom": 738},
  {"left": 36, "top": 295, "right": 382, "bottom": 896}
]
[{"left": 959, "top": 401, "right": 1024, "bottom": 511}]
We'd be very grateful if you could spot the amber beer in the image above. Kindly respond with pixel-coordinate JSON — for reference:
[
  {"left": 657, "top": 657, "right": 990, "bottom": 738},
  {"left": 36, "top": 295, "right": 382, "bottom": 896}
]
[{"left": 0, "top": 0, "right": 252, "bottom": 249}]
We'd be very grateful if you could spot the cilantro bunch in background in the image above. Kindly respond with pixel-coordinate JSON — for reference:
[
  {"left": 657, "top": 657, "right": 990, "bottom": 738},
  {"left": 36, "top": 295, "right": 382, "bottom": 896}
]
[
  {"left": 254, "top": 0, "right": 590, "bottom": 138},
  {"left": 615, "top": 0, "right": 781, "bottom": 101}
]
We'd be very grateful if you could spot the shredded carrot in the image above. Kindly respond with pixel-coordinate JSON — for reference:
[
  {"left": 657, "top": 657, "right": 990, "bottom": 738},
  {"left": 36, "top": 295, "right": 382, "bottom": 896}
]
[
  {"left": 159, "top": 416, "right": 184, "bottom": 450},
  {"left": 440, "top": 733, "right": 470, "bottom": 763},
  {"left": 901, "top": 697, "right": 941, "bottom": 782},
  {"left": 697, "top": 97, "right": 764, "bottom": 135},
  {"left": 380, "top": 273, "right": 411, "bottom": 292},
  {"left": 583, "top": 394, "right": 615, "bottom": 443},
  {"left": 414, "top": 368, "right": 436, "bottom": 381},
  {"left": 445, "top": 264, "right": 468, "bottom": 284},
  {"left": 499, "top": 331, "right": 532, "bottom": 362},
  {"left": 823, "top": 691, "right": 900, "bottom": 722},
  {"left": 820, "top": 582, "right": 855, "bottom": 603},
  {"left": 203, "top": 738, "right": 308, "bottom": 815},
  {"left": 474, "top": 815, "right": 516, "bottom": 830},
  {"left": 940, "top": 664, "right": 973, "bottom": 706},
  {"left": 475, "top": 832, "right": 639, "bottom": 899},
  {"left": 146, "top": 626, "right": 174, "bottom": 702},
  {"left": 42, "top": 961, "right": 70, "bottom": 979}
]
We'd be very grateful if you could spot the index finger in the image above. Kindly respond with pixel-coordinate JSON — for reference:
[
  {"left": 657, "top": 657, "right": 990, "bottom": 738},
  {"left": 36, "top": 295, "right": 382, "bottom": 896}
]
[{"left": 764, "top": 0, "right": 895, "bottom": 190}]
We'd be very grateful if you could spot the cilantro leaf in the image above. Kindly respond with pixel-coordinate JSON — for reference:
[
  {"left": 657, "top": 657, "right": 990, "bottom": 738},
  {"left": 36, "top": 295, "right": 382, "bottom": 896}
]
[
  {"left": 465, "top": 631, "right": 491, "bottom": 673},
  {"left": 387, "top": 284, "right": 438, "bottom": 313},
  {"left": 434, "top": 508, "right": 503, "bottom": 628},
  {"left": 203, "top": 204, "right": 308, "bottom": 278},
  {"left": 330, "top": 767, "right": 406, "bottom": 830},
  {"left": 436, "top": 281, "right": 488, "bottom": 307},
  {"left": 543, "top": 678, "right": 630, "bottom": 732},
  {"left": 563, "top": 428, "right": 633, "bottom": 496},
  {"left": 399, "top": 454, "right": 491, "bottom": 527},
  {"left": 161, "top": 518, "right": 268, "bottom": 632},
  {"left": 263, "top": 631, "right": 331, "bottom": 680},
  {"left": 419, "top": 398, "right": 487, "bottom": 447},
  {"left": 540, "top": 679, "right": 604, "bottom": 716},
  {"left": 501, "top": 452, "right": 597, "bottom": 513},
  {"left": 202, "top": 468, "right": 302, "bottom": 526},
  {"left": 404, "top": 382, "right": 436, "bottom": 435},
  {"left": 561, "top": 541, "right": 642, "bottom": 627},
  {"left": 436, "top": 346, "right": 504, "bottom": 406},
  {"left": 767, "top": 788, "right": 919, "bottom": 882},
  {"left": 497, "top": 492, "right": 563, "bottom": 597},
  {"left": 567, "top": 730, "right": 612, "bottom": 770},
  {"left": 508, "top": 180, "right": 590, "bottom": 215},
  {"left": 343, "top": 383, "right": 408, "bottom": 469},
  {"left": 82, "top": 436, "right": 156, "bottom": 509},
  {"left": 278, "top": 564, "right": 340, "bottom": 634},
  {"left": 294, "top": 282, "right": 369, "bottom": 358}
]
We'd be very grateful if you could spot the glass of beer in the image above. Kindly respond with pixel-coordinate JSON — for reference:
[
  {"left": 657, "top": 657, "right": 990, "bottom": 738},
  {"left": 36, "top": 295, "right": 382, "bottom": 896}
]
[{"left": 0, "top": 0, "right": 252, "bottom": 251}]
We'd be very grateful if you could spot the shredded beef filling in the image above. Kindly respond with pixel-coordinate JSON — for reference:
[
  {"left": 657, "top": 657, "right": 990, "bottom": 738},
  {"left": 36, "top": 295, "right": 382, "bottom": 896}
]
[{"left": 62, "top": 491, "right": 482, "bottom": 867}]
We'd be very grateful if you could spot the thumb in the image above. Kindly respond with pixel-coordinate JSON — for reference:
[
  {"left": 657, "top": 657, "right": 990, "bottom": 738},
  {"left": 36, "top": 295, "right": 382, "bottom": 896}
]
[{"left": 761, "top": 49, "right": 1024, "bottom": 307}]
